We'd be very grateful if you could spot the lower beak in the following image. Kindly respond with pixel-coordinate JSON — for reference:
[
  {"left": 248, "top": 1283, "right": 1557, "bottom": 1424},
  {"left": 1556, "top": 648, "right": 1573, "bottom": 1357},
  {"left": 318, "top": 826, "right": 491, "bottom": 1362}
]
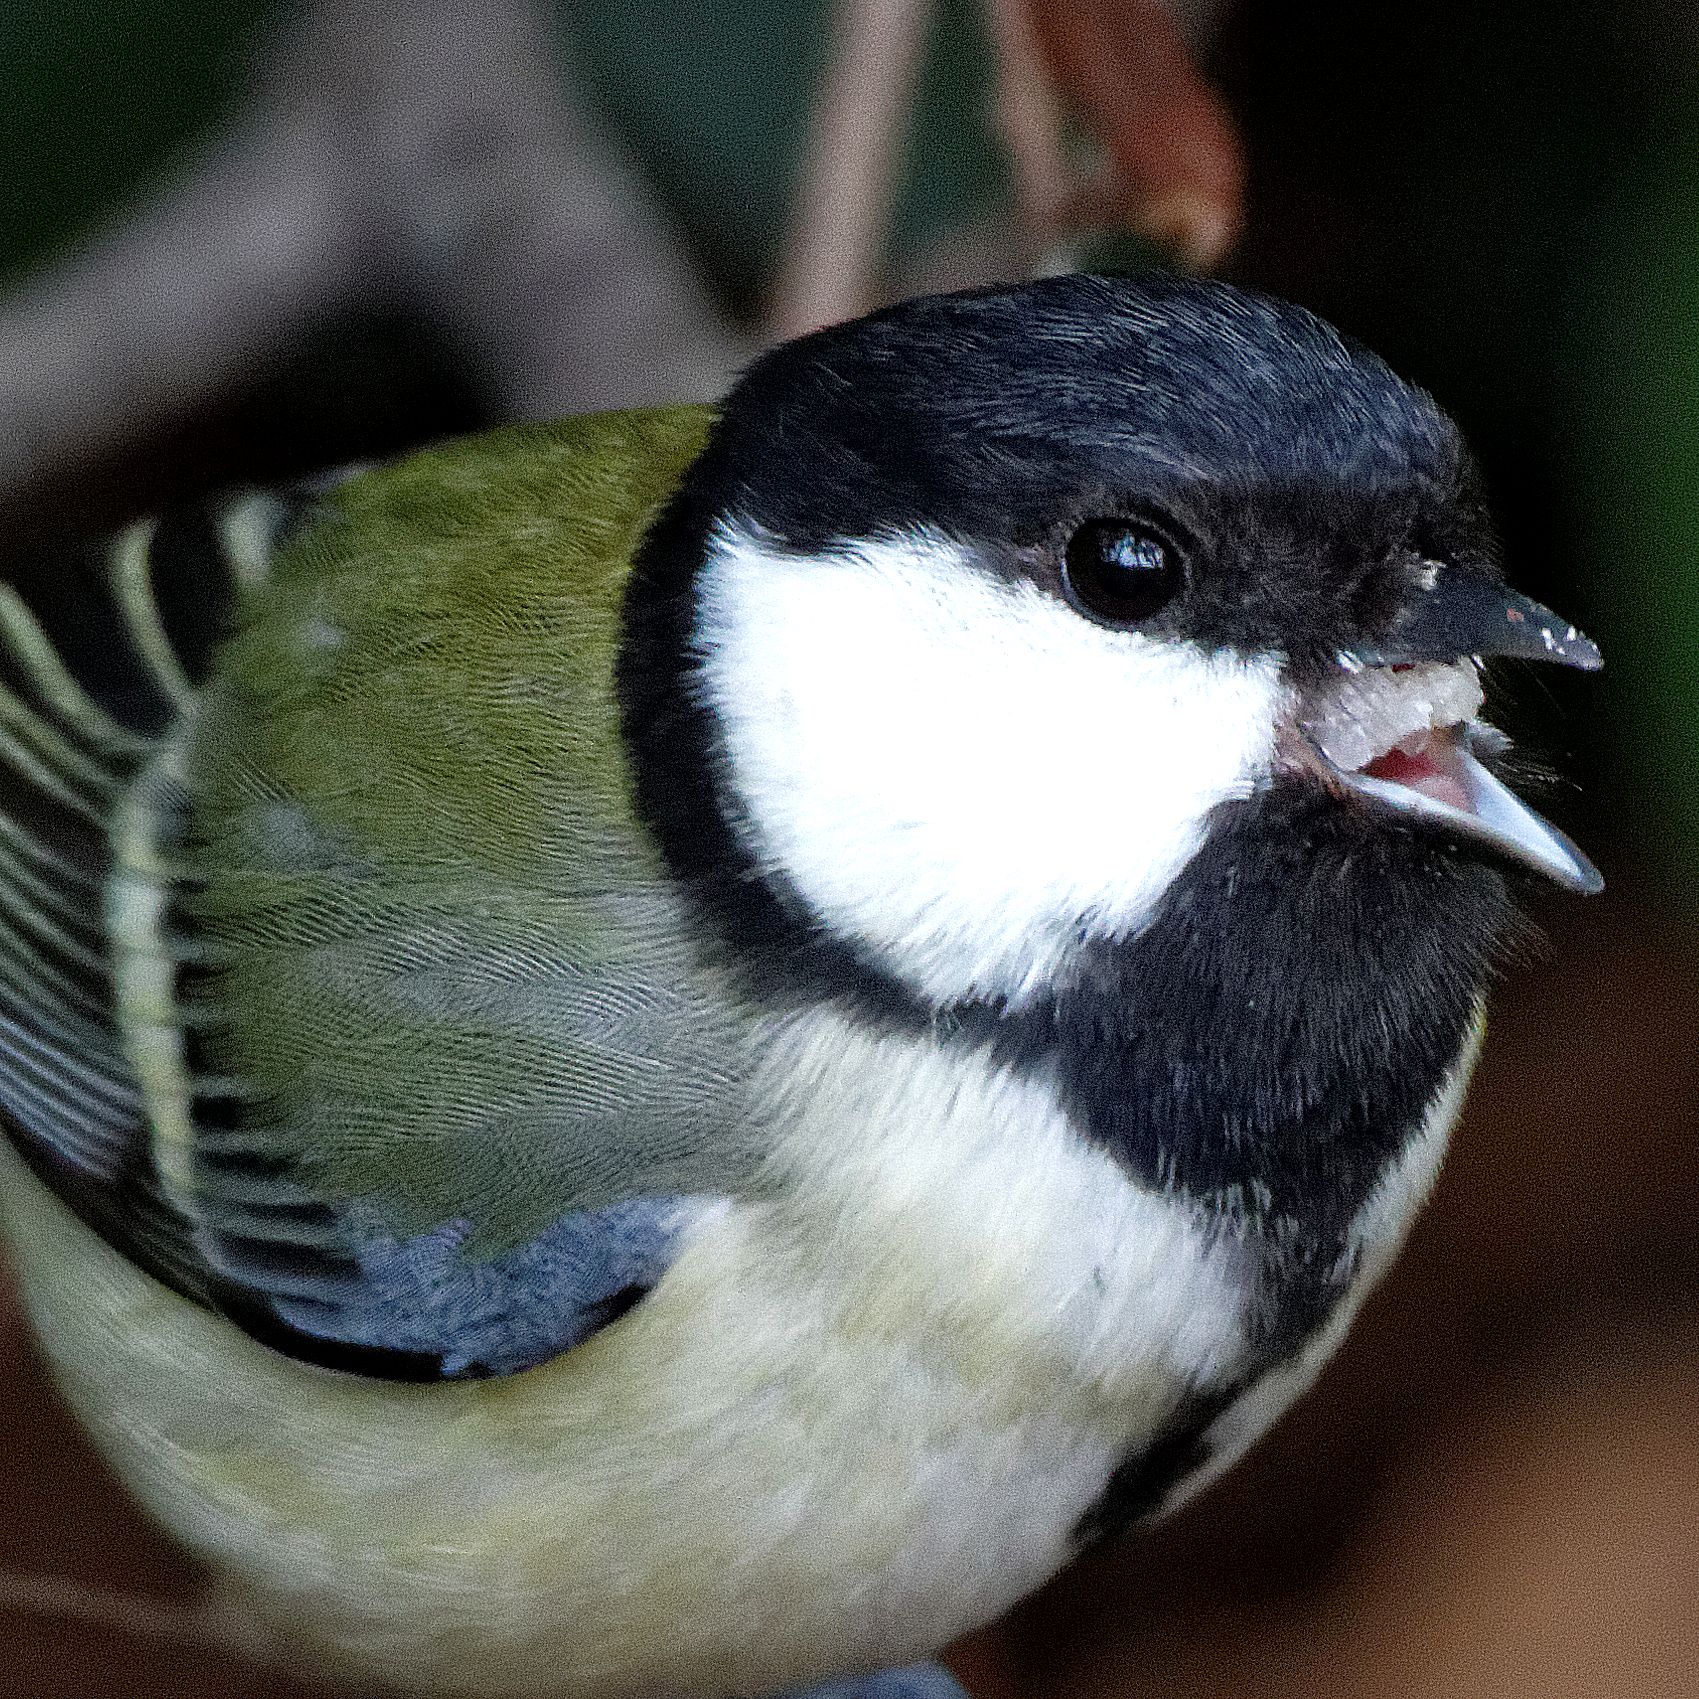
[
  {"left": 1304, "top": 567, "right": 1603, "bottom": 895},
  {"left": 1318, "top": 721, "right": 1603, "bottom": 895}
]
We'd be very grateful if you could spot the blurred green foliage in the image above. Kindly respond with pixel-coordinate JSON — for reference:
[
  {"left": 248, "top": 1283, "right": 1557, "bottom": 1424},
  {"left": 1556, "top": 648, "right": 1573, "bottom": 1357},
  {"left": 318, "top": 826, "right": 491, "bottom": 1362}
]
[
  {"left": 568, "top": 0, "right": 1005, "bottom": 305},
  {"left": 0, "top": 1, "right": 276, "bottom": 285},
  {"left": 0, "top": 0, "right": 1008, "bottom": 306},
  {"left": 1579, "top": 115, "right": 1699, "bottom": 893}
]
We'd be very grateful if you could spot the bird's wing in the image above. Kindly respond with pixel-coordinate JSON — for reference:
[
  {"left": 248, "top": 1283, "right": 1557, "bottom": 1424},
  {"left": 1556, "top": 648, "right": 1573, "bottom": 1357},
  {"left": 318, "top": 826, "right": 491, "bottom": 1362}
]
[{"left": 0, "top": 409, "right": 760, "bottom": 1380}]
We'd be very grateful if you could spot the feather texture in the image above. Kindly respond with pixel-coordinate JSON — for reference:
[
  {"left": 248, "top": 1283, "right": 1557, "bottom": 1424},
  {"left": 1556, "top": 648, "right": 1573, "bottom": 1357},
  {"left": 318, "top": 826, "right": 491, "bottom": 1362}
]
[{"left": 0, "top": 410, "right": 762, "bottom": 1377}]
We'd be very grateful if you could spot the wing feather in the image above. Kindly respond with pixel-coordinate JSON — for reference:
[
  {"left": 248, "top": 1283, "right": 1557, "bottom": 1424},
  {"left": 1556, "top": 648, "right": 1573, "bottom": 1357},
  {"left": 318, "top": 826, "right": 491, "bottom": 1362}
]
[{"left": 0, "top": 416, "right": 753, "bottom": 1381}]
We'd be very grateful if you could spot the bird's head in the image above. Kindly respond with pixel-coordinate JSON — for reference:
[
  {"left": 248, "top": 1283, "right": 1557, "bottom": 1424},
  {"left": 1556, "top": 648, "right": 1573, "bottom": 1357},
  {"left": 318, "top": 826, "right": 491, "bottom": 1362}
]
[{"left": 623, "top": 274, "right": 1600, "bottom": 1013}]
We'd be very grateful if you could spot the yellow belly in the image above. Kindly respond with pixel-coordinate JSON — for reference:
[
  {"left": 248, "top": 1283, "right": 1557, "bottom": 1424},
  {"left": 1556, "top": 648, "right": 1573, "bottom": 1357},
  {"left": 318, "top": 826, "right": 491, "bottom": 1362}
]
[
  {"left": 0, "top": 1148, "right": 1142, "bottom": 1699},
  {"left": 1, "top": 1006, "right": 1470, "bottom": 1698}
]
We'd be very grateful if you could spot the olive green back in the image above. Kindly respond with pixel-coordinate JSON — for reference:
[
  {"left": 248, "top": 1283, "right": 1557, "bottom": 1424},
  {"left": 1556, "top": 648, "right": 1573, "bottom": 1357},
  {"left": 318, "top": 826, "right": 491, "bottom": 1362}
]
[{"left": 184, "top": 409, "right": 756, "bottom": 1255}]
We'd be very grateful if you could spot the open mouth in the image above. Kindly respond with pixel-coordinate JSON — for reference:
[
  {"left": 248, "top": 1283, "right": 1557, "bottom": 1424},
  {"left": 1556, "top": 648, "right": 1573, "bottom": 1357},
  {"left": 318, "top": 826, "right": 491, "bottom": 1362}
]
[{"left": 1295, "top": 658, "right": 1603, "bottom": 894}]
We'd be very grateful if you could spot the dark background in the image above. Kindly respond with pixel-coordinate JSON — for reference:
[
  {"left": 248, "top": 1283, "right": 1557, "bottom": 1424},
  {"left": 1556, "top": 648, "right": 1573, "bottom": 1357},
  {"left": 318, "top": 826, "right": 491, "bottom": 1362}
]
[{"left": 1, "top": 3, "right": 1695, "bottom": 1694}]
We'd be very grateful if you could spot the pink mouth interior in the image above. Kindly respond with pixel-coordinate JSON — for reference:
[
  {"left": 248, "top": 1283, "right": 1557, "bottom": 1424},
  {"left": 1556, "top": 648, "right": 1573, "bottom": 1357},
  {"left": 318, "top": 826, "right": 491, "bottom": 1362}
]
[{"left": 1362, "top": 729, "right": 1473, "bottom": 813}]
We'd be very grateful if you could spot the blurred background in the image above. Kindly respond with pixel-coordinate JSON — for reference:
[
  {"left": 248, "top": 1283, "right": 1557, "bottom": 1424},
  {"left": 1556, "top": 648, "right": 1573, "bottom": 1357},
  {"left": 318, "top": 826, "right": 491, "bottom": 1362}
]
[{"left": 0, "top": 1, "right": 1695, "bottom": 1694}]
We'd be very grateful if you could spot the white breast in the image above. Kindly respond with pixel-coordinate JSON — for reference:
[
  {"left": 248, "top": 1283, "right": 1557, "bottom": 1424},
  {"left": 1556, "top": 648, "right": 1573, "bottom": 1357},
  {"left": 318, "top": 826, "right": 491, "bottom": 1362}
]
[{"left": 753, "top": 1004, "right": 1252, "bottom": 1413}]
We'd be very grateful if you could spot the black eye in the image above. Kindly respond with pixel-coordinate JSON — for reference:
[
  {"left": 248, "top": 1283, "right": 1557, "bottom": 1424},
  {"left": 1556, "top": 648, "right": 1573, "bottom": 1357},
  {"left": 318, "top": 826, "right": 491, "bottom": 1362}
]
[{"left": 1061, "top": 519, "right": 1185, "bottom": 628}]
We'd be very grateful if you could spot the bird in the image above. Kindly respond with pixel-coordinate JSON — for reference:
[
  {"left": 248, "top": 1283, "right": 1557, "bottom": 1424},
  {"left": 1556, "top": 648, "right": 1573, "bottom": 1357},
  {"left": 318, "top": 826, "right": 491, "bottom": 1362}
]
[{"left": 0, "top": 272, "right": 1601, "bottom": 1699}]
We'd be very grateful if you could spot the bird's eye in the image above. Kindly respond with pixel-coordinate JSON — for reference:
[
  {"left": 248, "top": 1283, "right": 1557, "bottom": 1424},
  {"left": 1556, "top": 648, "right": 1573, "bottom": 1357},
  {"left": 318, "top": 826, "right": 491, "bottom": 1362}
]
[{"left": 1061, "top": 519, "right": 1185, "bottom": 628}]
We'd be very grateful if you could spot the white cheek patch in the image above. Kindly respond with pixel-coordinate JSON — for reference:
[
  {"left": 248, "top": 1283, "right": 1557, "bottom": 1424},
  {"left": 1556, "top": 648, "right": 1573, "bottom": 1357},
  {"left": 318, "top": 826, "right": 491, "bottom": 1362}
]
[{"left": 694, "top": 523, "right": 1284, "bottom": 1006}]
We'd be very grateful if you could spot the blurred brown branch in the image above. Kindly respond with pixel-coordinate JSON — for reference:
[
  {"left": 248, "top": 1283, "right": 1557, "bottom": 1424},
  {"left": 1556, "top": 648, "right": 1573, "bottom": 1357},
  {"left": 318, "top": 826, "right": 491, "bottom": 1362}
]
[
  {"left": 0, "top": 0, "right": 742, "bottom": 517},
  {"left": 981, "top": 0, "right": 1074, "bottom": 264},
  {"left": 772, "top": 0, "right": 1244, "bottom": 336},
  {"left": 1024, "top": 0, "right": 1244, "bottom": 270},
  {"left": 768, "top": 0, "right": 938, "bottom": 339}
]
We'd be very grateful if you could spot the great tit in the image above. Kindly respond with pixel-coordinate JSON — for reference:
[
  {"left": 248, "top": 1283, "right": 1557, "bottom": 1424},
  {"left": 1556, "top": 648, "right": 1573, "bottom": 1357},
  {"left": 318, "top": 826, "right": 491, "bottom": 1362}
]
[{"left": 0, "top": 273, "right": 1600, "bottom": 1699}]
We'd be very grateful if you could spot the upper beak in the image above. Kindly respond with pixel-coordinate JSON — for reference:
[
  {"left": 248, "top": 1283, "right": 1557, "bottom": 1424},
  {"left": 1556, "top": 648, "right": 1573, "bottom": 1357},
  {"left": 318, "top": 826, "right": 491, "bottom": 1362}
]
[
  {"left": 1344, "top": 564, "right": 1603, "bottom": 671},
  {"left": 1308, "top": 565, "right": 1604, "bottom": 896}
]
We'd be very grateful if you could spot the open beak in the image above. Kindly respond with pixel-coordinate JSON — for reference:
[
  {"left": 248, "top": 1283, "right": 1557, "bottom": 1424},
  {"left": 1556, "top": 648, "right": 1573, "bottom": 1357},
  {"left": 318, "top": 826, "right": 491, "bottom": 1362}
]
[{"left": 1297, "top": 565, "right": 1604, "bottom": 895}]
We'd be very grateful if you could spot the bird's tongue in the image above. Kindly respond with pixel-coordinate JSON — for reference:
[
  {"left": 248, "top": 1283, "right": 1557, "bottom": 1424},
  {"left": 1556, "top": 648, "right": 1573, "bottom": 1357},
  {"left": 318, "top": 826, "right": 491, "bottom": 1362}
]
[
  {"left": 1317, "top": 712, "right": 1602, "bottom": 894},
  {"left": 1361, "top": 728, "right": 1472, "bottom": 813},
  {"left": 1301, "top": 648, "right": 1601, "bottom": 894}
]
